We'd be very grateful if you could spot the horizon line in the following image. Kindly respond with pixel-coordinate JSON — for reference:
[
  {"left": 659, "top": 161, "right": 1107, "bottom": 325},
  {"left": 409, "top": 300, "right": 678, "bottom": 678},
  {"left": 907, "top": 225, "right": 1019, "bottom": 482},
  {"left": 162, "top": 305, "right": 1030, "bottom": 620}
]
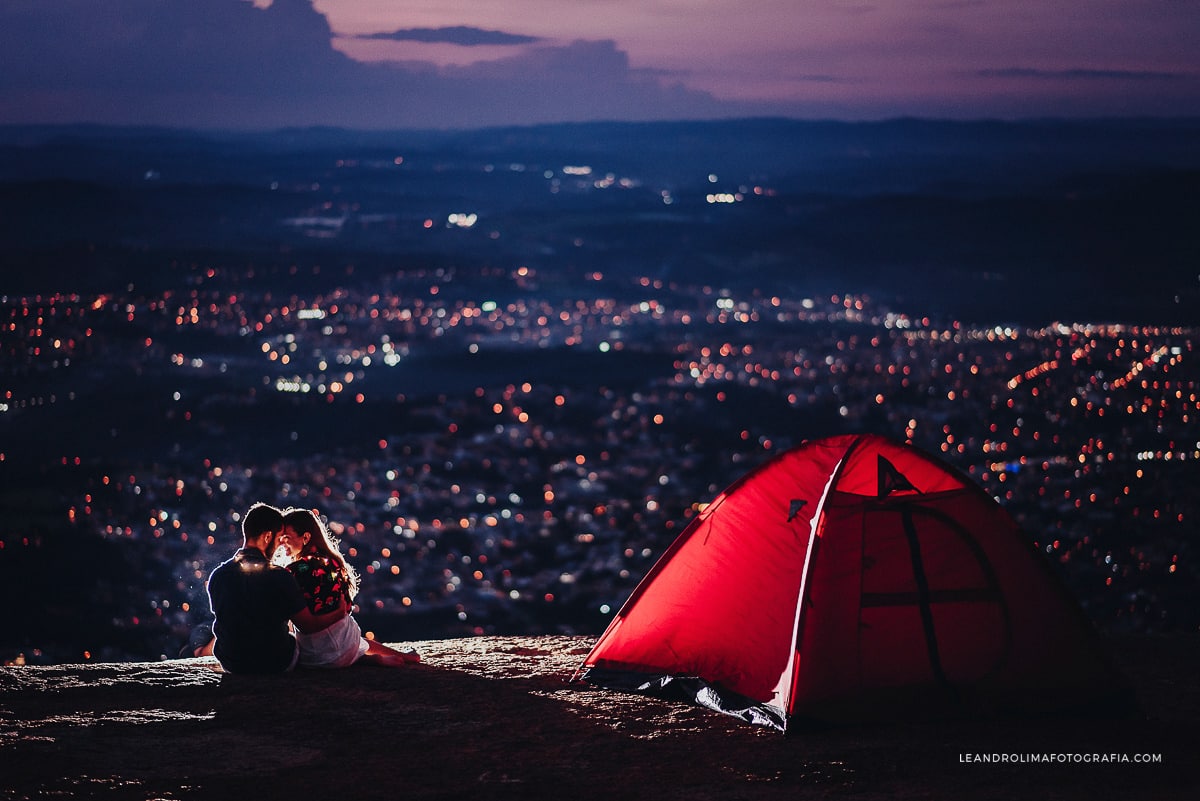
[{"left": 2, "top": 114, "right": 1200, "bottom": 139}]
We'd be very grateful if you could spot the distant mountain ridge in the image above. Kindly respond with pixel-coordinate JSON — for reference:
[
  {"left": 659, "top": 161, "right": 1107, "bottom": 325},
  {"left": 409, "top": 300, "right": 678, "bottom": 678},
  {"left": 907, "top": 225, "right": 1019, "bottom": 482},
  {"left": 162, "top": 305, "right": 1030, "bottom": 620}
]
[
  {"left": 3, "top": 117, "right": 1199, "bottom": 179},
  {"left": 1, "top": 118, "right": 1197, "bottom": 323}
]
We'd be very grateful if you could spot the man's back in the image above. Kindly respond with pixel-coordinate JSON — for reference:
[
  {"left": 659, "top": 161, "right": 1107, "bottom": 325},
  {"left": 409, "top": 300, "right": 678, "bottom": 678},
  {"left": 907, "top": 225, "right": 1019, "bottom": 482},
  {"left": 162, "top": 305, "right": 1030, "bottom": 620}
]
[{"left": 207, "top": 548, "right": 307, "bottom": 674}]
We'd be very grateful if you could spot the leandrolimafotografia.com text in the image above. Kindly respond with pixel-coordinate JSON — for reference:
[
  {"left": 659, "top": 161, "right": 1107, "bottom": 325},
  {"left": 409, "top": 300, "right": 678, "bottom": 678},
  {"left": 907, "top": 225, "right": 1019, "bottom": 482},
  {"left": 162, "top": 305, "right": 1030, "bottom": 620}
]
[{"left": 959, "top": 753, "right": 1162, "bottom": 765}]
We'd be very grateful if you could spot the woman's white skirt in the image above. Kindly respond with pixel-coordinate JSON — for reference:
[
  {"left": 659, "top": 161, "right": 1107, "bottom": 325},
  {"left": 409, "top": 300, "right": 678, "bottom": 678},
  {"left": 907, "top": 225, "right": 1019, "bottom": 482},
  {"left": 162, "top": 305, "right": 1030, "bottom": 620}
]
[{"left": 295, "top": 614, "right": 369, "bottom": 668}]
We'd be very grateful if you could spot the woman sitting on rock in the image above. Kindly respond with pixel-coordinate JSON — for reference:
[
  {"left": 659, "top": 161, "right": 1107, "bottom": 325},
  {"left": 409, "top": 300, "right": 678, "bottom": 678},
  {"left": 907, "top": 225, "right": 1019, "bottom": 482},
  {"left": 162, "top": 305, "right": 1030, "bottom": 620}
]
[{"left": 277, "top": 507, "right": 420, "bottom": 669}]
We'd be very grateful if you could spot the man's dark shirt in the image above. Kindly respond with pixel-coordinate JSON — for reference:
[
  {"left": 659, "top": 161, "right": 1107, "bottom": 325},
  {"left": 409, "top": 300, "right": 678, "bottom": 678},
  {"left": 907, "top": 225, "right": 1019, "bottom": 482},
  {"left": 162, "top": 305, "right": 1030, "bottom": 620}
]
[{"left": 207, "top": 548, "right": 307, "bottom": 674}]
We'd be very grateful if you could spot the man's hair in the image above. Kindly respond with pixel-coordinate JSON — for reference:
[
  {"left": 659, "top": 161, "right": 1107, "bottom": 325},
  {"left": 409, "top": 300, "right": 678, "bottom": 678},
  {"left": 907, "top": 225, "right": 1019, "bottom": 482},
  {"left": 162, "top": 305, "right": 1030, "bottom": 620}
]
[{"left": 243, "top": 502, "right": 284, "bottom": 542}]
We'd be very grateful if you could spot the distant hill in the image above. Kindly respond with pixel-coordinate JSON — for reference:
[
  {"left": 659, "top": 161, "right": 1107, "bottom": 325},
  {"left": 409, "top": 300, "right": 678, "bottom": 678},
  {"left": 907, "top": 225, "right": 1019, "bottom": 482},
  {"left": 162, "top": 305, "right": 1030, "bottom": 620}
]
[
  {"left": 1, "top": 118, "right": 1197, "bottom": 322},
  {"left": 4, "top": 117, "right": 1200, "bottom": 188}
]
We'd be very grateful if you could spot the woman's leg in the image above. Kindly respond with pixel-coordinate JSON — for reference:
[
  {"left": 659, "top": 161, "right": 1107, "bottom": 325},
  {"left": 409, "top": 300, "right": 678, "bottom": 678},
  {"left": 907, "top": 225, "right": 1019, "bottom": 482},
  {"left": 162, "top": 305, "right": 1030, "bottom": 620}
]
[{"left": 360, "top": 638, "right": 421, "bottom": 666}]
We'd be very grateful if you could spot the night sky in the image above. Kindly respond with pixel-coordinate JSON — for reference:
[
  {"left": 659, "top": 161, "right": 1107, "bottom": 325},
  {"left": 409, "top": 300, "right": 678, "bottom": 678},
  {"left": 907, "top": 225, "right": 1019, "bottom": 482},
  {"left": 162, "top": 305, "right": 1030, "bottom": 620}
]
[{"left": 1, "top": 0, "right": 1197, "bottom": 130}]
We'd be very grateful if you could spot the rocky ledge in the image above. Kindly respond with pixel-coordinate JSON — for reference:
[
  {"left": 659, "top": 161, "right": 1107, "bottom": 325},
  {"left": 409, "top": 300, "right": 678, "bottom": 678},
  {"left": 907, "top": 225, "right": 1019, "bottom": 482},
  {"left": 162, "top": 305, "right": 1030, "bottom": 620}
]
[{"left": 2, "top": 635, "right": 1197, "bottom": 800}]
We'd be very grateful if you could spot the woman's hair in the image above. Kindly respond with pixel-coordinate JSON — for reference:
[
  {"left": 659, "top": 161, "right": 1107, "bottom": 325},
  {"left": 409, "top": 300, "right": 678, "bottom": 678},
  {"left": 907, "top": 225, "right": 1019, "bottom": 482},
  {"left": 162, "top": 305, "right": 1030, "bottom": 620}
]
[{"left": 280, "top": 507, "right": 361, "bottom": 599}]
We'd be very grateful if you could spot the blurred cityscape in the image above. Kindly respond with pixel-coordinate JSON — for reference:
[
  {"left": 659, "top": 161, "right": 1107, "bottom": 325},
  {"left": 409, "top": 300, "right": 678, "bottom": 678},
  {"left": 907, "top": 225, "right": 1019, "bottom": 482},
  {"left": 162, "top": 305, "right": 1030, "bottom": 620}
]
[{"left": 1, "top": 119, "right": 1197, "bottom": 663}]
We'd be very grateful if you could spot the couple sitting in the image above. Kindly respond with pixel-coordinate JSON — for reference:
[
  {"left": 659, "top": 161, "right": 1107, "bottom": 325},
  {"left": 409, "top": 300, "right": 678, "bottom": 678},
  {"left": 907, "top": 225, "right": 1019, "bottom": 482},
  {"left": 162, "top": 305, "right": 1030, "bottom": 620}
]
[{"left": 206, "top": 502, "right": 421, "bottom": 673}]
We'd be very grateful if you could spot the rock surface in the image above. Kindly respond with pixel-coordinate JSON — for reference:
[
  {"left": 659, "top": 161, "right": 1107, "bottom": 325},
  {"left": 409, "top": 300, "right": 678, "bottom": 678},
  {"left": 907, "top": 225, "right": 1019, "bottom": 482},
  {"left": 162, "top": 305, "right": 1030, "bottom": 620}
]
[{"left": 2, "top": 635, "right": 1197, "bottom": 800}]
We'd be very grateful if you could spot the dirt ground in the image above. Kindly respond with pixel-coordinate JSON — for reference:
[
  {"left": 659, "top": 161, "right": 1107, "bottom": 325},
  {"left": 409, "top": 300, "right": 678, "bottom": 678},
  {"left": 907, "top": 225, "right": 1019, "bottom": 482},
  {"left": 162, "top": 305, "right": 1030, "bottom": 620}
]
[{"left": 1, "top": 634, "right": 1197, "bottom": 800}]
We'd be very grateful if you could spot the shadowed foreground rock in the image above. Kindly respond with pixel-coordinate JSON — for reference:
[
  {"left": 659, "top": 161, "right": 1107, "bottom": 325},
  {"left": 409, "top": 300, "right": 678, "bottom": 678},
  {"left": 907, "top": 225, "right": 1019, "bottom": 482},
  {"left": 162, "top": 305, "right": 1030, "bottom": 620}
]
[{"left": 2, "top": 635, "right": 1198, "bottom": 800}]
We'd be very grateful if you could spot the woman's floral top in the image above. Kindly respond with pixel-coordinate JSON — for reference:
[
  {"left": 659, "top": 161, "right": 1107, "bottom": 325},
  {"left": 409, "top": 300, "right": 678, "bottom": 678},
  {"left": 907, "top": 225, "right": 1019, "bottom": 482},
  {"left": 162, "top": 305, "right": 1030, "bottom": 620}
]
[{"left": 286, "top": 554, "right": 350, "bottom": 615}]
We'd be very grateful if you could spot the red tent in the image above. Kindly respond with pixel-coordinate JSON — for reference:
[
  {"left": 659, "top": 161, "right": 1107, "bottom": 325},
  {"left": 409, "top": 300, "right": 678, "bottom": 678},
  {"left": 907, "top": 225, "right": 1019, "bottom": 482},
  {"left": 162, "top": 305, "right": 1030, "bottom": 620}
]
[{"left": 576, "top": 433, "right": 1130, "bottom": 730}]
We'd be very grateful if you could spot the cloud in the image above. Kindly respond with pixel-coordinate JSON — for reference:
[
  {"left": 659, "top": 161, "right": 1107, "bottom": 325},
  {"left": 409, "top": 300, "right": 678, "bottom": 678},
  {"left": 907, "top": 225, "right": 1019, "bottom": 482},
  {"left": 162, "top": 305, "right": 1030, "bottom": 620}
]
[
  {"left": 978, "top": 67, "right": 1185, "bottom": 82},
  {"left": 411, "top": 40, "right": 735, "bottom": 128},
  {"left": 0, "top": 0, "right": 353, "bottom": 96},
  {"left": 0, "top": 0, "right": 739, "bottom": 129},
  {"left": 355, "top": 26, "right": 542, "bottom": 47}
]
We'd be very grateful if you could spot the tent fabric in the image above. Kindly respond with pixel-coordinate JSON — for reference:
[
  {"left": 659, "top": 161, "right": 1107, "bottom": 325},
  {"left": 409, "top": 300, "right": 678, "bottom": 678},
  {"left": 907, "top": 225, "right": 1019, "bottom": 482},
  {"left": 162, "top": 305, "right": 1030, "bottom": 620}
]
[{"left": 576, "top": 433, "right": 1129, "bottom": 731}]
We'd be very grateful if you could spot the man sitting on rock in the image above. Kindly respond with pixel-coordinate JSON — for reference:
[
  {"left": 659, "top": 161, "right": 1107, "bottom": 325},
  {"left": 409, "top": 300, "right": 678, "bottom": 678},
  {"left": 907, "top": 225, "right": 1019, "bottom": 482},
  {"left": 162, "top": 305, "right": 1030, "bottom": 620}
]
[{"left": 205, "top": 502, "right": 347, "bottom": 674}]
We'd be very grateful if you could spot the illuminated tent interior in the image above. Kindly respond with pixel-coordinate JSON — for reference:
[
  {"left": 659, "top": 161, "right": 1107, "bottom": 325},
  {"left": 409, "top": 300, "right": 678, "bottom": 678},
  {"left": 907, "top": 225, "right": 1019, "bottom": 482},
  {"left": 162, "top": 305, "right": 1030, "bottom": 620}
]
[{"left": 576, "top": 433, "right": 1131, "bottom": 731}]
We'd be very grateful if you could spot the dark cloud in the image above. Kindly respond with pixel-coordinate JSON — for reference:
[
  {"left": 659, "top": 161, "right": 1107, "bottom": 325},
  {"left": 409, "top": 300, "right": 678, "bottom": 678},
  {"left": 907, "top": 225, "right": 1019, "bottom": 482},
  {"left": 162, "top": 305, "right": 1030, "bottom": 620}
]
[
  {"left": 356, "top": 25, "right": 542, "bottom": 47},
  {"left": 978, "top": 67, "right": 1185, "bottom": 82},
  {"left": 0, "top": 0, "right": 353, "bottom": 95},
  {"left": 0, "top": 0, "right": 739, "bottom": 129}
]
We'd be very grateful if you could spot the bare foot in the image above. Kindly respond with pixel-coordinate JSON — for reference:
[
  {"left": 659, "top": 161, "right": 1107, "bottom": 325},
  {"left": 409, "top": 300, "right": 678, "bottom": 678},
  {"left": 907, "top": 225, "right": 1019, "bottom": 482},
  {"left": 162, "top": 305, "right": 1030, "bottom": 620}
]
[{"left": 363, "top": 650, "right": 420, "bottom": 668}]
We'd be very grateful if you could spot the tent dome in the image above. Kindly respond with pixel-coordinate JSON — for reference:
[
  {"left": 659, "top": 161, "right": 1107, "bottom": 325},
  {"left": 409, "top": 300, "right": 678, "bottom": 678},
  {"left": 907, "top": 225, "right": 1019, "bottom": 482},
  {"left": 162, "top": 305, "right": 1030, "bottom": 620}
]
[{"left": 576, "top": 433, "right": 1132, "bottom": 730}]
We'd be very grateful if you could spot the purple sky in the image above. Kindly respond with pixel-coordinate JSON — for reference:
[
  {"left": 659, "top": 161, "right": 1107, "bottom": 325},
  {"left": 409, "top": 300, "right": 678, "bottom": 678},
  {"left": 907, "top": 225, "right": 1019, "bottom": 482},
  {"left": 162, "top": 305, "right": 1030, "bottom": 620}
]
[{"left": 0, "top": 0, "right": 1196, "bottom": 130}]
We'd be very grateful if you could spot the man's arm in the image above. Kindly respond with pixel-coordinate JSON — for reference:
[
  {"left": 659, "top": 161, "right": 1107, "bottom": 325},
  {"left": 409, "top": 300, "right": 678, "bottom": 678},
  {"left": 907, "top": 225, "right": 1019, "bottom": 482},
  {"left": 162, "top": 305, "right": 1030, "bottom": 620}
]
[{"left": 291, "top": 596, "right": 350, "bottom": 634}]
